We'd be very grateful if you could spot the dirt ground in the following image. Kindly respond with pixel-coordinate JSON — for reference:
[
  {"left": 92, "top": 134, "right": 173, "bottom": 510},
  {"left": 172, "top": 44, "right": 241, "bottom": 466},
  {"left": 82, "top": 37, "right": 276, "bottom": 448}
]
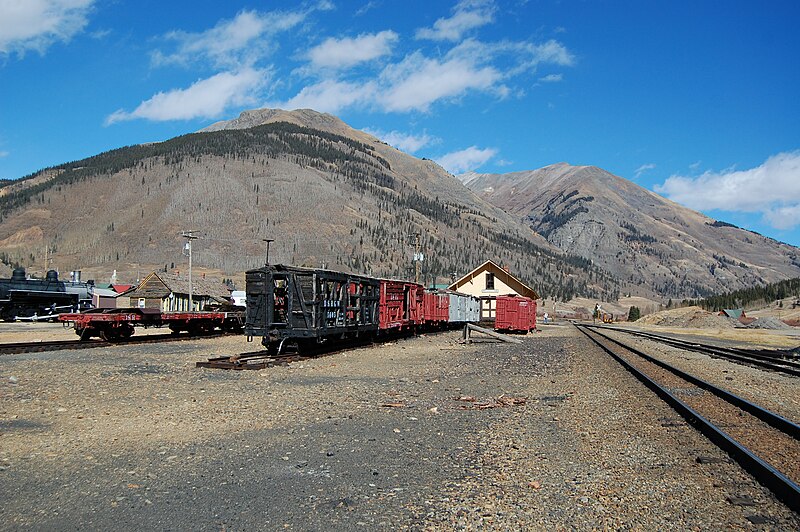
[{"left": 1, "top": 324, "right": 798, "bottom": 529}]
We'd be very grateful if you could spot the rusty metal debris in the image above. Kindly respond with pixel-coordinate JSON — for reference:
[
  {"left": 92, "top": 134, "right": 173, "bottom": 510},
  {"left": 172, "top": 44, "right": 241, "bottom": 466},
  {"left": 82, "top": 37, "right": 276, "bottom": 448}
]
[
  {"left": 196, "top": 352, "right": 297, "bottom": 370},
  {"left": 454, "top": 394, "right": 527, "bottom": 410}
]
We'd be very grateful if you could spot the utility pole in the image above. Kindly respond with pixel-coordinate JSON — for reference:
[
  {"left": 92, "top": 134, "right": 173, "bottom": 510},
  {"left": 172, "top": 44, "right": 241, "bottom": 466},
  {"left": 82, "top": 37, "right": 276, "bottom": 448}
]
[
  {"left": 410, "top": 232, "right": 422, "bottom": 284},
  {"left": 181, "top": 230, "right": 199, "bottom": 311},
  {"left": 262, "top": 238, "right": 274, "bottom": 267}
]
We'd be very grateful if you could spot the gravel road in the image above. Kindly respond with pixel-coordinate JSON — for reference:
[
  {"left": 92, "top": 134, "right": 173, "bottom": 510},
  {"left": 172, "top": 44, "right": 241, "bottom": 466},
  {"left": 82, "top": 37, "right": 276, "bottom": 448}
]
[{"left": 1, "top": 324, "right": 797, "bottom": 529}]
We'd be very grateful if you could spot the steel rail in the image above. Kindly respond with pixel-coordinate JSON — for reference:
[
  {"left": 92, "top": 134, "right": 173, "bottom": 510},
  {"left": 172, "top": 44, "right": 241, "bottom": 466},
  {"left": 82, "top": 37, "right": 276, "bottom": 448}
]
[
  {"left": 584, "top": 326, "right": 800, "bottom": 438},
  {"left": 577, "top": 324, "right": 800, "bottom": 513},
  {"left": 0, "top": 331, "right": 231, "bottom": 356},
  {"left": 593, "top": 325, "right": 800, "bottom": 377},
  {"left": 627, "top": 329, "right": 800, "bottom": 368}
]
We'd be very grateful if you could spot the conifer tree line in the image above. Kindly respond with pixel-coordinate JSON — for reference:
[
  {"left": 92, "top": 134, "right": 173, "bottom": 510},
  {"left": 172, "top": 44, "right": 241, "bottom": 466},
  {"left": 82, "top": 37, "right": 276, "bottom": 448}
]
[{"left": 696, "top": 277, "right": 800, "bottom": 311}]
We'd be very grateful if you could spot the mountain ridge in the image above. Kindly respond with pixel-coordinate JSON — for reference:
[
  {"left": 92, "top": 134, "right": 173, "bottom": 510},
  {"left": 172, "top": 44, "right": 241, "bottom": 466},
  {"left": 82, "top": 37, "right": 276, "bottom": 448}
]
[
  {"left": 462, "top": 163, "right": 800, "bottom": 298},
  {"left": 0, "top": 109, "right": 615, "bottom": 301}
]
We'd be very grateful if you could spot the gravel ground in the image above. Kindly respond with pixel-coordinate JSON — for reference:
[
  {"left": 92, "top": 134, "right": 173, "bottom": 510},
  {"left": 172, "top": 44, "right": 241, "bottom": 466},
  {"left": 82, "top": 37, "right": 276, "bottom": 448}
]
[{"left": 1, "top": 324, "right": 798, "bottom": 529}]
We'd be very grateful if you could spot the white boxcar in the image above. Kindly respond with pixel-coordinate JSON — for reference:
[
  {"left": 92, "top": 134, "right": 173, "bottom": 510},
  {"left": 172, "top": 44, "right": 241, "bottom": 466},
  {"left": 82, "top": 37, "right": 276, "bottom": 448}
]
[{"left": 447, "top": 291, "right": 481, "bottom": 323}]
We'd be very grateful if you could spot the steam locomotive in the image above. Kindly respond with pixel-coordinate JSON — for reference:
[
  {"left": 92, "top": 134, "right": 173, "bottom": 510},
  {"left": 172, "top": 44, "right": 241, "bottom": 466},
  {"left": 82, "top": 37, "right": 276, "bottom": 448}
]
[{"left": 0, "top": 267, "right": 93, "bottom": 321}]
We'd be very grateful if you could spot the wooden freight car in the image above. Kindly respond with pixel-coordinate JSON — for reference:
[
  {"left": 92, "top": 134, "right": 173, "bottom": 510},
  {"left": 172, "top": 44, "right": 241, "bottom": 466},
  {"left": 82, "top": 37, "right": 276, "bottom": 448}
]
[
  {"left": 59, "top": 307, "right": 244, "bottom": 341},
  {"left": 378, "top": 279, "right": 424, "bottom": 331},
  {"left": 494, "top": 294, "right": 536, "bottom": 333},
  {"left": 245, "top": 265, "right": 381, "bottom": 351}
]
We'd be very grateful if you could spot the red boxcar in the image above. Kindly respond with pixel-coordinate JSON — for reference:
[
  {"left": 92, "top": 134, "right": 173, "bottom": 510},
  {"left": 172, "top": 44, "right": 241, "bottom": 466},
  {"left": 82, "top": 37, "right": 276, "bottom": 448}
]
[
  {"left": 422, "top": 289, "right": 449, "bottom": 327},
  {"left": 379, "top": 279, "right": 424, "bottom": 330},
  {"left": 495, "top": 295, "right": 536, "bottom": 333}
]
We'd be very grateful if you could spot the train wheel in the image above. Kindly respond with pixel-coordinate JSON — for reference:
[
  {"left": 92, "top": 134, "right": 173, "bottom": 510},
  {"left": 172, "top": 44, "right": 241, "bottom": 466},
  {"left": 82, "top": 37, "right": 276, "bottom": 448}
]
[
  {"left": 265, "top": 342, "right": 280, "bottom": 356},
  {"left": 120, "top": 325, "right": 135, "bottom": 339}
]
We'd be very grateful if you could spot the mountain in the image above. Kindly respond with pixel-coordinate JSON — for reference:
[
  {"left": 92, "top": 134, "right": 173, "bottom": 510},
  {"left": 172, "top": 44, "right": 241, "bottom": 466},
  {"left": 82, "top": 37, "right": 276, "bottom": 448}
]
[
  {"left": 0, "top": 110, "right": 617, "bottom": 301},
  {"left": 461, "top": 163, "right": 800, "bottom": 298}
]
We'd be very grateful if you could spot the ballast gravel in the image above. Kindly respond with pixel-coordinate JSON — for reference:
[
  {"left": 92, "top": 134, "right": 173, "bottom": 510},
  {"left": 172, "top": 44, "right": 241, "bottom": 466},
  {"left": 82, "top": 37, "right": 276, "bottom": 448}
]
[{"left": 1, "top": 324, "right": 797, "bottom": 529}]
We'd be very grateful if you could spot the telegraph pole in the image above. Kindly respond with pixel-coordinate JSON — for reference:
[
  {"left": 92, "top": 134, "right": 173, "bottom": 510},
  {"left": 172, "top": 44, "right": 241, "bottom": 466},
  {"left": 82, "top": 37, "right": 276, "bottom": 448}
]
[
  {"left": 181, "top": 230, "right": 199, "bottom": 311},
  {"left": 415, "top": 233, "right": 421, "bottom": 284},
  {"left": 408, "top": 232, "right": 422, "bottom": 284}
]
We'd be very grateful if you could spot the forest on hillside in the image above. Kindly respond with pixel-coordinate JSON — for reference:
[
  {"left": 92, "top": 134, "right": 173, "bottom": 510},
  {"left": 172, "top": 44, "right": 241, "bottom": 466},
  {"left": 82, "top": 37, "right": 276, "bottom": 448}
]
[
  {"left": 0, "top": 122, "right": 622, "bottom": 301},
  {"left": 697, "top": 277, "right": 800, "bottom": 311}
]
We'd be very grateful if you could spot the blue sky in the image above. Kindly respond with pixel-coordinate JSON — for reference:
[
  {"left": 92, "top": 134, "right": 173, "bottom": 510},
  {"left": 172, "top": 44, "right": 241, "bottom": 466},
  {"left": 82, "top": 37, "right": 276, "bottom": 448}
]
[{"left": 1, "top": 0, "right": 799, "bottom": 246}]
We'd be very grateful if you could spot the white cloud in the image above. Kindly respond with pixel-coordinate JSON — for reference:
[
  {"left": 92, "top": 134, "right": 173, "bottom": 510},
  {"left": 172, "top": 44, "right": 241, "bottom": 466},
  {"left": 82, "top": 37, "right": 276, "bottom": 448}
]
[
  {"left": 538, "top": 73, "right": 563, "bottom": 83},
  {"left": 0, "top": 150, "right": 8, "bottom": 158},
  {"left": 152, "top": 9, "right": 306, "bottom": 68},
  {"left": 106, "top": 68, "right": 268, "bottom": 124},
  {"left": 362, "top": 128, "right": 437, "bottom": 153},
  {"left": 282, "top": 79, "right": 377, "bottom": 114},
  {"left": 655, "top": 151, "right": 800, "bottom": 230},
  {"left": 308, "top": 30, "right": 398, "bottom": 69},
  {"left": 281, "top": 45, "right": 517, "bottom": 114},
  {"left": 379, "top": 52, "right": 500, "bottom": 112},
  {"left": 765, "top": 204, "right": 800, "bottom": 231},
  {"left": 0, "top": 0, "right": 95, "bottom": 56},
  {"left": 634, "top": 163, "right": 655, "bottom": 178},
  {"left": 355, "top": 1, "right": 380, "bottom": 16},
  {"left": 436, "top": 146, "right": 497, "bottom": 174},
  {"left": 416, "top": 0, "right": 496, "bottom": 42}
]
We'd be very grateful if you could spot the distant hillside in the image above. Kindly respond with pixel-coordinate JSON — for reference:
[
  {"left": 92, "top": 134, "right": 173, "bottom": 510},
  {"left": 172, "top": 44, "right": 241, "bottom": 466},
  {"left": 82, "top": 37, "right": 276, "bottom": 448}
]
[
  {"left": 0, "top": 110, "right": 620, "bottom": 301},
  {"left": 462, "top": 163, "right": 800, "bottom": 298},
  {"left": 698, "top": 277, "right": 800, "bottom": 312}
]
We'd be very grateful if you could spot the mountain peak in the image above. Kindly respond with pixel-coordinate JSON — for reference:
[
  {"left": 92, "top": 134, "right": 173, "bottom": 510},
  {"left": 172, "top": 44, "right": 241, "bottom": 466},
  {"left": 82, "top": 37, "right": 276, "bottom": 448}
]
[
  {"left": 462, "top": 163, "right": 800, "bottom": 298},
  {"left": 201, "top": 107, "right": 351, "bottom": 135}
]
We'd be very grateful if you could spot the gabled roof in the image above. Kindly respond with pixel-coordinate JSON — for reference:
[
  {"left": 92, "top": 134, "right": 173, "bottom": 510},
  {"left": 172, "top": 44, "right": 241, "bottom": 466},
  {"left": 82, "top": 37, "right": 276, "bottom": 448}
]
[
  {"left": 128, "top": 270, "right": 231, "bottom": 299},
  {"left": 448, "top": 259, "right": 538, "bottom": 299},
  {"left": 111, "top": 283, "right": 134, "bottom": 293},
  {"left": 720, "top": 308, "right": 745, "bottom": 319},
  {"left": 92, "top": 287, "right": 119, "bottom": 298}
]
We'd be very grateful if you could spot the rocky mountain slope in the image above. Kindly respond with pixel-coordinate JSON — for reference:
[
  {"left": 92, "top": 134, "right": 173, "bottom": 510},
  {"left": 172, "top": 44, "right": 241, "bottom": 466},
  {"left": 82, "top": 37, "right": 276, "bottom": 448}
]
[
  {"left": 0, "top": 110, "right": 616, "bottom": 300},
  {"left": 461, "top": 163, "right": 800, "bottom": 298}
]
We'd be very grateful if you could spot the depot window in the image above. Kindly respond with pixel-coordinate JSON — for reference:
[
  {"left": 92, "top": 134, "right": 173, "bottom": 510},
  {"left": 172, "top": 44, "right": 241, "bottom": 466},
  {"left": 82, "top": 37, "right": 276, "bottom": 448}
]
[{"left": 485, "top": 272, "right": 495, "bottom": 290}]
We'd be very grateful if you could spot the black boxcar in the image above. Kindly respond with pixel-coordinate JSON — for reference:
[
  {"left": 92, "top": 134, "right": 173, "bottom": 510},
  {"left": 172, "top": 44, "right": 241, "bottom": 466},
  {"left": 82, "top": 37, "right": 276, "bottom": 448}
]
[{"left": 245, "top": 265, "right": 380, "bottom": 351}]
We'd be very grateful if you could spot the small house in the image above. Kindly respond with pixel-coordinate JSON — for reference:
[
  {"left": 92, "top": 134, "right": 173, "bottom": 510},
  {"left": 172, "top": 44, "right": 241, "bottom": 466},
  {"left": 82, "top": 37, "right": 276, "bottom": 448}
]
[
  {"left": 91, "top": 287, "right": 120, "bottom": 309},
  {"left": 448, "top": 260, "right": 538, "bottom": 321},
  {"left": 124, "top": 271, "right": 230, "bottom": 312},
  {"left": 719, "top": 309, "right": 747, "bottom": 320}
]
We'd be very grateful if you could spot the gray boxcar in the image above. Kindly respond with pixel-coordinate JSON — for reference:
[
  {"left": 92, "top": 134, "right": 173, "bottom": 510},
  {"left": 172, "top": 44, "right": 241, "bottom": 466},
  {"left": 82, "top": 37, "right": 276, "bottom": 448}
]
[{"left": 447, "top": 291, "right": 481, "bottom": 324}]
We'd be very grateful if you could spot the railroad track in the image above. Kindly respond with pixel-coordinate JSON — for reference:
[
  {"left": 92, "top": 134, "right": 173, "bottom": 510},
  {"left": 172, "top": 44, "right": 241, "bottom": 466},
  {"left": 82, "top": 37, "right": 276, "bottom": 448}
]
[
  {"left": 0, "top": 331, "right": 232, "bottom": 356},
  {"left": 576, "top": 324, "right": 800, "bottom": 513},
  {"left": 591, "top": 325, "right": 800, "bottom": 377},
  {"left": 197, "top": 337, "right": 378, "bottom": 369}
]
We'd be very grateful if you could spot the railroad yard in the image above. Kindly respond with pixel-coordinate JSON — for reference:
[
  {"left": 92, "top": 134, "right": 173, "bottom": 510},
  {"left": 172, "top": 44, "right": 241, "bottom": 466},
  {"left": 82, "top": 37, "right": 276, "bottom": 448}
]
[{"left": 0, "top": 322, "right": 797, "bottom": 529}]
